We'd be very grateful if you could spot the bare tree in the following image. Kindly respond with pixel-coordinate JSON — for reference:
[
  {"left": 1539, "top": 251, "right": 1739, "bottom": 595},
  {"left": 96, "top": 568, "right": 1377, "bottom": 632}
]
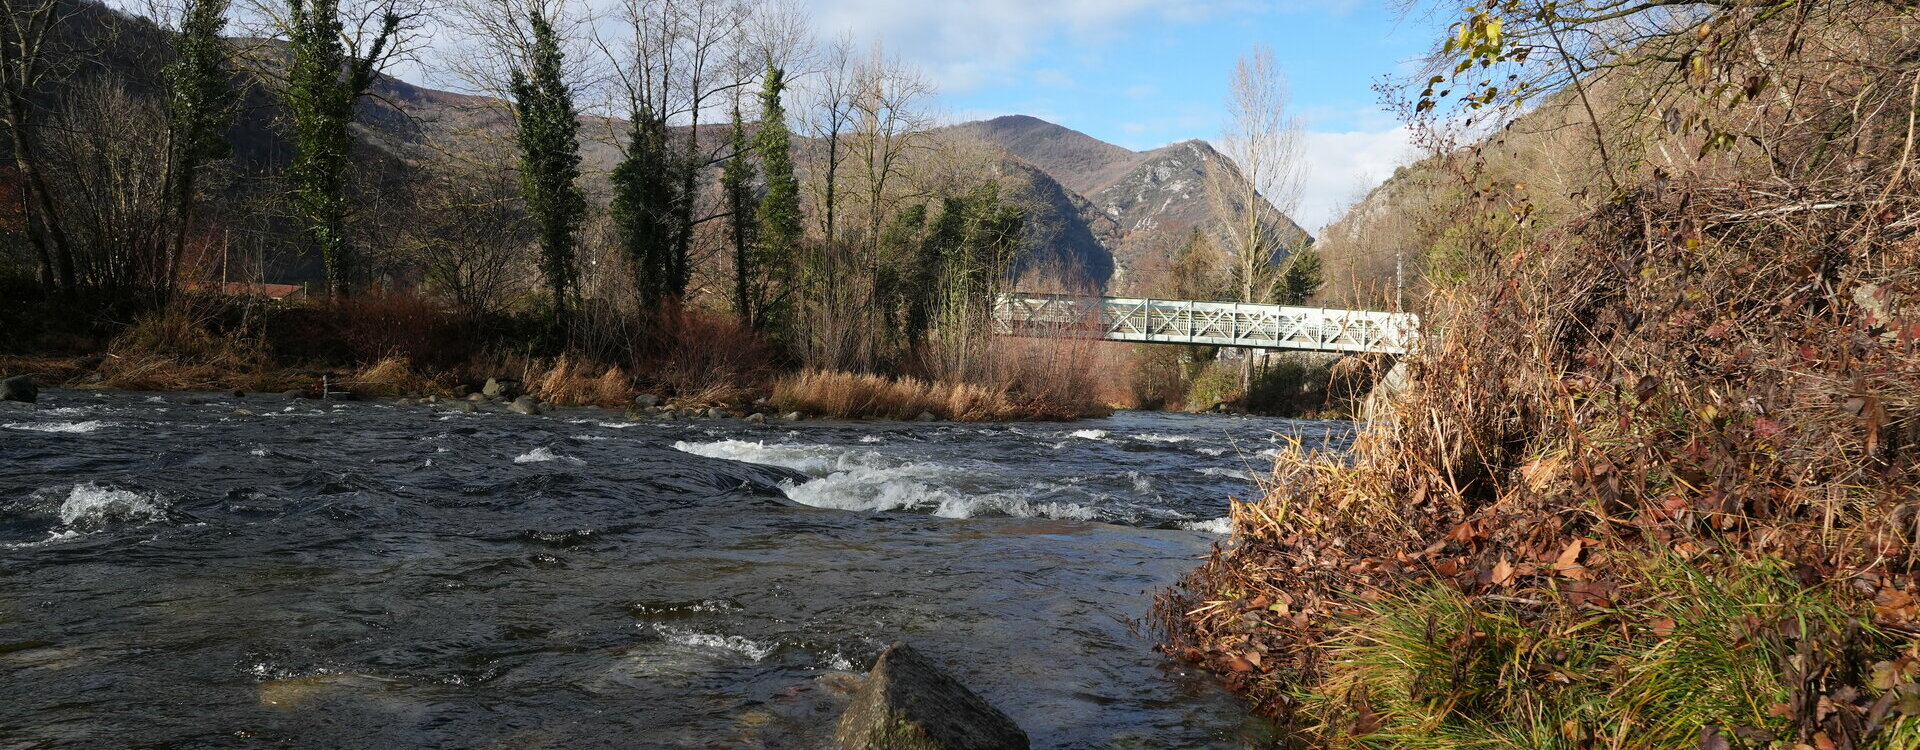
[
  {"left": 1212, "top": 43, "right": 1306, "bottom": 390},
  {"left": 0, "top": 0, "right": 83, "bottom": 290}
]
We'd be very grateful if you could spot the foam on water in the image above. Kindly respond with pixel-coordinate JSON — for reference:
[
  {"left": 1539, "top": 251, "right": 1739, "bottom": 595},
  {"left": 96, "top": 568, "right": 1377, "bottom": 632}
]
[
  {"left": 647, "top": 624, "right": 775, "bottom": 661},
  {"left": 56, "top": 483, "right": 168, "bottom": 528},
  {"left": 1068, "top": 429, "right": 1109, "bottom": 440},
  {"left": 4, "top": 420, "right": 110, "bottom": 433},
  {"left": 1133, "top": 433, "right": 1193, "bottom": 444},
  {"left": 1180, "top": 517, "right": 1234, "bottom": 535},
  {"left": 513, "top": 447, "right": 577, "bottom": 464},
  {"left": 1196, "top": 467, "right": 1253, "bottom": 481},
  {"left": 674, "top": 439, "right": 1105, "bottom": 521}
]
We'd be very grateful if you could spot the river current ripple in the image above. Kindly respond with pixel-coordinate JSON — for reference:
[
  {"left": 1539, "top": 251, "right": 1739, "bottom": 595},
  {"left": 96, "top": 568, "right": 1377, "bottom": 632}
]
[{"left": 0, "top": 390, "right": 1352, "bottom": 748}]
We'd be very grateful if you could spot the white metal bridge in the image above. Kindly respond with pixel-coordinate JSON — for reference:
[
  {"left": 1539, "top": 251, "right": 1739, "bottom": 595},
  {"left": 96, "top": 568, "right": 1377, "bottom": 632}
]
[{"left": 992, "top": 293, "right": 1419, "bottom": 354}]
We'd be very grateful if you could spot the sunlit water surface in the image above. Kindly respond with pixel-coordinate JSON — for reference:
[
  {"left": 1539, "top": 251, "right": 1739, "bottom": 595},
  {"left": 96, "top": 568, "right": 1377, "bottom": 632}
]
[{"left": 0, "top": 391, "right": 1353, "bottom": 748}]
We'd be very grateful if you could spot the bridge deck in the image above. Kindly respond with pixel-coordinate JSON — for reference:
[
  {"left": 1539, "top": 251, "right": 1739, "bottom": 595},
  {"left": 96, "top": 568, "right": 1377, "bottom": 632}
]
[{"left": 993, "top": 294, "right": 1418, "bottom": 354}]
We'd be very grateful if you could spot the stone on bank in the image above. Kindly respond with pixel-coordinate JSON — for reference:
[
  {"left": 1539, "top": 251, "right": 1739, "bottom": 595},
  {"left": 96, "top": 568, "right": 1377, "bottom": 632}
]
[{"left": 835, "top": 642, "right": 1029, "bottom": 750}]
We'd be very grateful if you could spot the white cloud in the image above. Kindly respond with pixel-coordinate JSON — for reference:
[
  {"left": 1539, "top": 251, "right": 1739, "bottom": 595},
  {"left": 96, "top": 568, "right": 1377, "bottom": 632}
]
[
  {"left": 805, "top": 0, "right": 1228, "bottom": 92},
  {"left": 1294, "top": 125, "right": 1417, "bottom": 233}
]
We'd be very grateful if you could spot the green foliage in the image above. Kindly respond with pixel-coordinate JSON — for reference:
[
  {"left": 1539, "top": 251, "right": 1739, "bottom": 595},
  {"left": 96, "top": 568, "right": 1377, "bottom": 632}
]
[
  {"left": 162, "top": 0, "right": 234, "bottom": 277},
  {"left": 1276, "top": 246, "right": 1322, "bottom": 305},
  {"left": 1185, "top": 358, "right": 1241, "bottom": 412},
  {"left": 723, "top": 100, "right": 760, "bottom": 327},
  {"left": 610, "top": 105, "right": 687, "bottom": 308},
  {"left": 282, "top": 0, "right": 399, "bottom": 297},
  {"left": 508, "top": 10, "right": 584, "bottom": 341},
  {"left": 1301, "top": 556, "right": 1919, "bottom": 749},
  {"left": 752, "top": 63, "right": 801, "bottom": 333}
]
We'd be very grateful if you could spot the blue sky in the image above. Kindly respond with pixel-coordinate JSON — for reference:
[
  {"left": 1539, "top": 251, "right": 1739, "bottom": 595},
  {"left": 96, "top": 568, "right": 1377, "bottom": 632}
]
[{"left": 806, "top": 0, "right": 1451, "bottom": 230}]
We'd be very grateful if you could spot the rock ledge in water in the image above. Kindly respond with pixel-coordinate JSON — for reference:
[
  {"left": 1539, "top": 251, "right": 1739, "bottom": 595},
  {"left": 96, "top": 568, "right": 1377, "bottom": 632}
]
[
  {"left": 1, "top": 375, "right": 37, "bottom": 404},
  {"left": 835, "top": 642, "right": 1029, "bottom": 750}
]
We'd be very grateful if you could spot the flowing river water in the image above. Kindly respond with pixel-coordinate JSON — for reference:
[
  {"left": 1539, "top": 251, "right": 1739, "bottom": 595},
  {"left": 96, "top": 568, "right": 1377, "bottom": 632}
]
[{"left": 0, "top": 390, "right": 1353, "bottom": 748}]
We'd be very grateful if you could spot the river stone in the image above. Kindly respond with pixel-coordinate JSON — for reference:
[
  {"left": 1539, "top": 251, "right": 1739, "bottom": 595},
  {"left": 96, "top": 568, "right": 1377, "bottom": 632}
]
[
  {"left": 835, "top": 642, "right": 1029, "bottom": 750},
  {"left": 1, "top": 375, "right": 37, "bottom": 404},
  {"left": 914, "top": 411, "right": 937, "bottom": 422},
  {"left": 746, "top": 413, "right": 767, "bottom": 424},
  {"left": 483, "top": 378, "right": 520, "bottom": 400},
  {"left": 454, "top": 400, "right": 478, "bottom": 413},
  {"left": 635, "top": 394, "right": 661, "bottom": 408},
  {"left": 466, "top": 392, "right": 487, "bottom": 403},
  {"left": 783, "top": 411, "right": 803, "bottom": 422},
  {"left": 509, "top": 396, "right": 543, "bottom": 415},
  {"left": 707, "top": 407, "right": 731, "bottom": 419}
]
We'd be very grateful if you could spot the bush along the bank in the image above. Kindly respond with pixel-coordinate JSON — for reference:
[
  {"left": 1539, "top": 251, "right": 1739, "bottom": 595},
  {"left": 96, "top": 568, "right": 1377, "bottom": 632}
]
[{"left": 1155, "top": 5, "right": 1920, "bottom": 748}]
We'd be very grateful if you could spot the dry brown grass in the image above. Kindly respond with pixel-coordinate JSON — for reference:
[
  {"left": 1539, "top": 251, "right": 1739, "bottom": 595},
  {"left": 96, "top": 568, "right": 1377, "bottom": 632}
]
[
  {"left": 772, "top": 370, "right": 1036, "bottom": 421},
  {"left": 529, "top": 355, "right": 634, "bottom": 408}
]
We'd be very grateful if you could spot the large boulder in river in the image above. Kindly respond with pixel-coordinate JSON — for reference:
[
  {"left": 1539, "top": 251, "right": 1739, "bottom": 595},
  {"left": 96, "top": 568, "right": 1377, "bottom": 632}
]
[
  {"left": 508, "top": 396, "right": 543, "bottom": 415},
  {"left": 1, "top": 375, "right": 38, "bottom": 404},
  {"left": 483, "top": 377, "right": 521, "bottom": 400},
  {"left": 835, "top": 642, "right": 1029, "bottom": 750}
]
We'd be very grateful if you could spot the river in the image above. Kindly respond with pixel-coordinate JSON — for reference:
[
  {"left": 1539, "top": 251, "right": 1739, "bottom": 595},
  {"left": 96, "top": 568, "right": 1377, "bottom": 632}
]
[{"left": 0, "top": 390, "right": 1353, "bottom": 748}]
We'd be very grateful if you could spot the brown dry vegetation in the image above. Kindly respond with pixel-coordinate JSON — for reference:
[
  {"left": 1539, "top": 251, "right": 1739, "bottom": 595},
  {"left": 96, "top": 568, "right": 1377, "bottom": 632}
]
[{"left": 1158, "top": 3, "right": 1920, "bottom": 748}]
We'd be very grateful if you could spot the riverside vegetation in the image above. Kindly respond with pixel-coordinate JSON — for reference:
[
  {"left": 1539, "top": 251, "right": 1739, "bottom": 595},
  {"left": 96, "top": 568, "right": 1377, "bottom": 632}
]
[
  {"left": 0, "top": 0, "right": 1342, "bottom": 421},
  {"left": 1157, "top": 1, "right": 1920, "bottom": 748},
  {"left": 0, "top": 0, "right": 1145, "bottom": 420}
]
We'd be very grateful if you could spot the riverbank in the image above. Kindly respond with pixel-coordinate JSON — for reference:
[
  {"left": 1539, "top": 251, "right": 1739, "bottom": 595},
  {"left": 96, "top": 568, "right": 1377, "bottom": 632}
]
[{"left": 1154, "top": 135, "right": 1920, "bottom": 750}]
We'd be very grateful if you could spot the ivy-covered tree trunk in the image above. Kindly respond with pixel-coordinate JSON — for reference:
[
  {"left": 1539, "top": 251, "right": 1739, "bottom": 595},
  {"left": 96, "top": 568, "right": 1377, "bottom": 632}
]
[
  {"left": 163, "top": 0, "right": 235, "bottom": 299},
  {"left": 281, "top": 0, "right": 397, "bottom": 298},
  {"left": 722, "top": 101, "right": 759, "bottom": 328},
  {"left": 752, "top": 63, "right": 802, "bottom": 335},
  {"left": 610, "top": 107, "right": 682, "bottom": 309},
  {"left": 509, "top": 11, "right": 584, "bottom": 341}
]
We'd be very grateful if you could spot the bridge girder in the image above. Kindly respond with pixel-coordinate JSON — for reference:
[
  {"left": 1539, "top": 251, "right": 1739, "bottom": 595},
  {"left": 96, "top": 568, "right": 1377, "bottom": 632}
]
[{"left": 992, "top": 294, "right": 1419, "bottom": 355}]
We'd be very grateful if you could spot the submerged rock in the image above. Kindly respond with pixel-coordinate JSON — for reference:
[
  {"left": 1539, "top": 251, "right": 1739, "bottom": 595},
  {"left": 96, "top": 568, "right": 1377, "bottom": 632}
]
[
  {"left": 509, "top": 396, "right": 543, "bottom": 415},
  {"left": 835, "top": 642, "right": 1029, "bottom": 750},
  {"left": 746, "top": 413, "right": 767, "bottom": 424},
  {"left": 636, "top": 394, "right": 661, "bottom": 408},
  {"left": 915, "top": 411, "right": 938, "bottom": 422},
  {"left": 2, "top": 375, "right": 38, "bottom": 404}
]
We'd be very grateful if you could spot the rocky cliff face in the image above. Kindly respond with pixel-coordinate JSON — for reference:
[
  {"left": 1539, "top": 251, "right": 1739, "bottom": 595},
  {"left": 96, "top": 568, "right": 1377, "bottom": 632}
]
[{"left": 951, "top": 116, "right": 1310, "bottom": 295}]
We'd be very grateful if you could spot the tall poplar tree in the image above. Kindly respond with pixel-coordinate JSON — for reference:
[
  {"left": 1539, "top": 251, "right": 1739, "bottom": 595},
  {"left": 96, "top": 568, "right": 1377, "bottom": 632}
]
[
  {"left": 281, "top": 0, "right": 400, "bottom": 297},
  {"left": 509, "top": 10, "right": 584, "bottom": 338}
]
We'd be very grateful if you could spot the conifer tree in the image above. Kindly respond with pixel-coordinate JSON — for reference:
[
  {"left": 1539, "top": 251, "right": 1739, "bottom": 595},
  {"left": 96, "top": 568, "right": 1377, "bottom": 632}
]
[
  {"left": 1276, "top": 246, "right": 1322, "bottom": 305},
  {"left": 509, "top": 10, "right": 585, "bottom": 338},
  {"left": 282, "top": 0, "right": 401, "bottom": 297}
]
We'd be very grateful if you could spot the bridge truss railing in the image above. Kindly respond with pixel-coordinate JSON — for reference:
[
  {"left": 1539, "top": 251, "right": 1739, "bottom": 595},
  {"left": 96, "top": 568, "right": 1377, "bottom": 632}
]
[{"left": 992, "top": 293, "right": 1419, "bottom": 354}]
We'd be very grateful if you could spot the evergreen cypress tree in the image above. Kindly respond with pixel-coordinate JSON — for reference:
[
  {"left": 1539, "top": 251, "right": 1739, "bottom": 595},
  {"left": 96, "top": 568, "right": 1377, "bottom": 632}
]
[
  {"left": 509, "top": 11, "right": 585, "bottom": 339},
  {"left": 163, "top": 0, "right": 234, "bottom": 294},
  {"left": 722, "top": 100, "right": 759, "bottom": 326},
  {"left": 282, "top": 0, "right": 399, "bottom": 297}
]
